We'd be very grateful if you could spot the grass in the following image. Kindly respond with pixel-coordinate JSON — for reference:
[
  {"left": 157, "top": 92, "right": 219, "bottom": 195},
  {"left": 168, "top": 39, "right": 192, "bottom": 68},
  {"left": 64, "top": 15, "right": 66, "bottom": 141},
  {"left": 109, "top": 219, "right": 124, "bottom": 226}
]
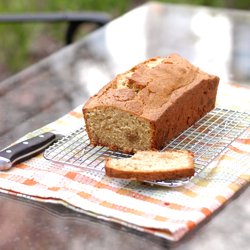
[
  {"left": 0, "top": 0, "right": 132, "bottom": 77},
  {"left": 0, "top": 0, "right": 249, "bottom": 79}
]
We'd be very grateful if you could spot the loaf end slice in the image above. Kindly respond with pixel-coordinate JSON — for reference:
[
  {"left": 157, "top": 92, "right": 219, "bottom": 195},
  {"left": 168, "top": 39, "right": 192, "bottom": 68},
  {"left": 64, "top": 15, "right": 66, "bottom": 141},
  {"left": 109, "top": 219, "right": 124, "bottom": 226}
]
[{"left": 105, "top": 150, "right": 195, "bottom": 181}]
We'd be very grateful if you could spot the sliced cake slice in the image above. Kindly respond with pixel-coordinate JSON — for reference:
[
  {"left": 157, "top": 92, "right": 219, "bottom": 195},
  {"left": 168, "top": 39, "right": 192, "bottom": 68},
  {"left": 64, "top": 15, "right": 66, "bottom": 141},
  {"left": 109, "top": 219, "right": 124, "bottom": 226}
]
[{"left": 105, "top": 150, "right": 195, "bottom": 181}]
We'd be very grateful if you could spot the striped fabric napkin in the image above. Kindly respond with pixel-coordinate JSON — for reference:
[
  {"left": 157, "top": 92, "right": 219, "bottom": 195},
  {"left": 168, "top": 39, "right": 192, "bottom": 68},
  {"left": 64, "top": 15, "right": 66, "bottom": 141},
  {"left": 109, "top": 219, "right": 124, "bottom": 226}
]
[{"left": 0, "top": 82, "right": 250, "bottom": 242}]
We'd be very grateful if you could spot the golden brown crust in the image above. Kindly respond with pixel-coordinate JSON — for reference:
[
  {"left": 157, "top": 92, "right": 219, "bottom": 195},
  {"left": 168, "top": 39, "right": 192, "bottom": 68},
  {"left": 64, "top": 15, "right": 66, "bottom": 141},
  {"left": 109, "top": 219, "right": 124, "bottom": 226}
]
[{"left": 83, "top": 54, "right": 220, "bottom": 152}]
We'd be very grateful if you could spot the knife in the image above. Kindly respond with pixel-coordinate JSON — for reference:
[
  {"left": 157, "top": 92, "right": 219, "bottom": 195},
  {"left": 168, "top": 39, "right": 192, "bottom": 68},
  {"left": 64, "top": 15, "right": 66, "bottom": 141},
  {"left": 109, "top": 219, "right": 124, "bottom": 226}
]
[{"left": 0, "top": 131, "right": 65, "bottom": 171}]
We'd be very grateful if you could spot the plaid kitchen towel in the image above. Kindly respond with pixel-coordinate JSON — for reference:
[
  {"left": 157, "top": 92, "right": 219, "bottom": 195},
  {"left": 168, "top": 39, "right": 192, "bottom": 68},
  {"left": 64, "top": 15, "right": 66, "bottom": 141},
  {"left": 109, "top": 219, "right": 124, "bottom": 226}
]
[{"left": 0, "top": 82, "right": 250, "bottom": 242}]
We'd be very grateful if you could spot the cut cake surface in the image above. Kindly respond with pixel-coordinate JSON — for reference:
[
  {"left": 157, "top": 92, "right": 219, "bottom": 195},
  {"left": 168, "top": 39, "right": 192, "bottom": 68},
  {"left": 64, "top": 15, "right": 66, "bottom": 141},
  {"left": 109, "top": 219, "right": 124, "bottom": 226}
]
[{"left": 105, "top": 150, "right": 195, "bottom": 181}]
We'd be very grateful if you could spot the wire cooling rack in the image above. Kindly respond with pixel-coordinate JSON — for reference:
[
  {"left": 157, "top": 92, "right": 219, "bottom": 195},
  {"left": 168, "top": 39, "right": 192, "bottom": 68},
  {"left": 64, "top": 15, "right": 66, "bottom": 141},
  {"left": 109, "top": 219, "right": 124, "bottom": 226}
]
[{"left": 44, "top": 107, "right": 250, "bottom": 187}]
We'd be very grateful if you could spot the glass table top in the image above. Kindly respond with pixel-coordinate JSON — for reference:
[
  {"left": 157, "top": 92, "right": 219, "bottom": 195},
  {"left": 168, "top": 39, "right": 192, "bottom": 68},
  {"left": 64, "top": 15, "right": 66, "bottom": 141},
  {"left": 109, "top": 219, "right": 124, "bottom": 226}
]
[{"left": 0, "top": 2, "right": 250, "bottom": 249}]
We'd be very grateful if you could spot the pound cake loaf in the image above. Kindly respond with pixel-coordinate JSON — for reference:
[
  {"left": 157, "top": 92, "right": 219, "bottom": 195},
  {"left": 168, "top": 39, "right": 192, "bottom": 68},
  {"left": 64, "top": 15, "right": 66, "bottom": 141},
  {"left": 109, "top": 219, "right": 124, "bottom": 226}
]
[
  {"left": 105, "top": 150, "right": 195, "bottom": 181},
  {"left": 83, "top": 54, "right": 219, "bottom": 152}
]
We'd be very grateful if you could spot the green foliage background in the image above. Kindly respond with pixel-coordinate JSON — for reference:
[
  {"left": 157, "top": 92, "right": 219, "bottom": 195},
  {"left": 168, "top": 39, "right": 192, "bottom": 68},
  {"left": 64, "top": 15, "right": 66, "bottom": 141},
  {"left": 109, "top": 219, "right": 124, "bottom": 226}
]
[{"left": 0, "top": 0, "right": 250, "bottom": 78}]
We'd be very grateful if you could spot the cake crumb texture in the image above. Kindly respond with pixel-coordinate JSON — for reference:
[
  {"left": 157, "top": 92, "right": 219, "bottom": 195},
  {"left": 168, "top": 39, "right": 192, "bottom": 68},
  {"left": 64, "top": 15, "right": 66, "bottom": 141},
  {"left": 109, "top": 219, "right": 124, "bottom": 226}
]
[{"left": 105, "top": 150, "right": 195, "bottom": 181}]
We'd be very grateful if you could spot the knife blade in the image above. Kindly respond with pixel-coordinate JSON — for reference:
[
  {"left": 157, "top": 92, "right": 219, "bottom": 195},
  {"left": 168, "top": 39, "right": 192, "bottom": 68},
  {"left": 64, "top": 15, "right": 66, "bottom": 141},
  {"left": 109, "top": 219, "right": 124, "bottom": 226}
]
[{"left": 0, "top": 131, "right": 65, "bottom": 171}]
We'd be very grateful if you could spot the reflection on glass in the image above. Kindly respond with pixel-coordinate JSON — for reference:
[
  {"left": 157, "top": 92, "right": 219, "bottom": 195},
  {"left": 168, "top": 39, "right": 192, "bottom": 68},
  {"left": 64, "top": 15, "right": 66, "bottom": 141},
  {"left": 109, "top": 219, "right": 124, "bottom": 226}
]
[
  {"left": 191, "top": 11, "right": 232, "bottom": 84},
  {"left": 105, "top": 6, "right": 147, "bottom": 72}
]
